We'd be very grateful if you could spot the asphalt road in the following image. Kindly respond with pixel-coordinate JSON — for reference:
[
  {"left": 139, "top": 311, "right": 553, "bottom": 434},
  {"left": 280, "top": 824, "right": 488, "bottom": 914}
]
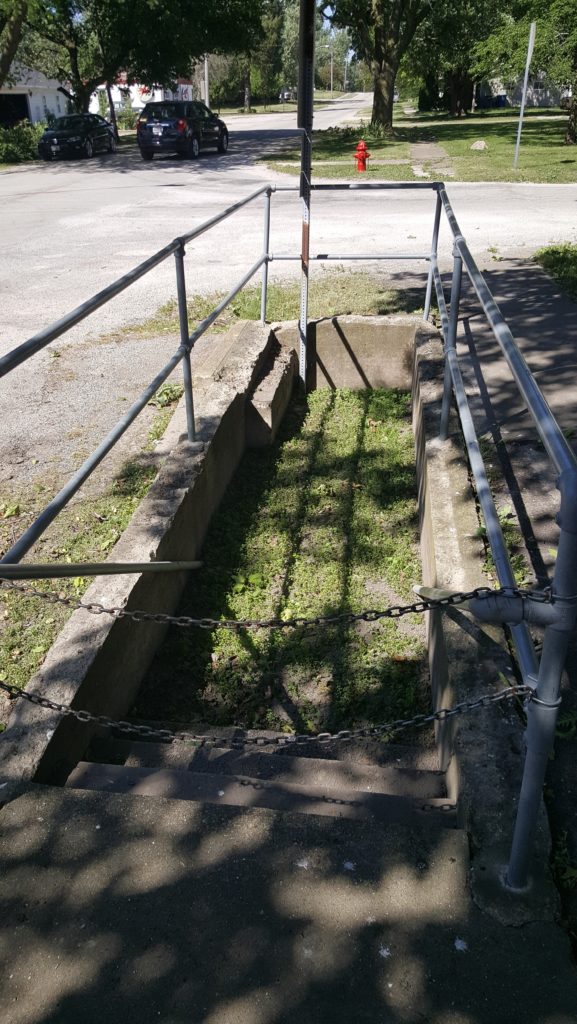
[
  {"left": 0, "top": 93, "right": 576, "bottom": 499},
  {"left": 1, "top": 92, "right": 576, "bottom": 356}
]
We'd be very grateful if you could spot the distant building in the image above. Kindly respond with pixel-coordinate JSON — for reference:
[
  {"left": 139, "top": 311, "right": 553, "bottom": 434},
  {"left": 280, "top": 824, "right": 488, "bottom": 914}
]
[
  {"left": 0, "top": 67, "right": 67, "bottom": 126},
  {"left": 477, "top": 74, "right": 568, "bottom": 109},
  {"left": 89, "top": 78, "right": 197, "bottom": 117}
]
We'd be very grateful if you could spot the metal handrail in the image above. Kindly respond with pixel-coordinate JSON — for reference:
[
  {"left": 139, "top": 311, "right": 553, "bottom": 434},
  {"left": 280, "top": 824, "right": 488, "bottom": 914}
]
[
  {"left": 1, "top": 186, "right": 275, "bottom": 564},
  {"left": 2, "top": 177, "right": 577, "bottom": 890}
]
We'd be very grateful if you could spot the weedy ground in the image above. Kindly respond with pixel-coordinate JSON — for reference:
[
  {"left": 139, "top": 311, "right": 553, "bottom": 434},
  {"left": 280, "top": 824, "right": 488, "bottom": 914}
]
[{"left": 134, "top": 387, "right": 428, "bottom": 734}]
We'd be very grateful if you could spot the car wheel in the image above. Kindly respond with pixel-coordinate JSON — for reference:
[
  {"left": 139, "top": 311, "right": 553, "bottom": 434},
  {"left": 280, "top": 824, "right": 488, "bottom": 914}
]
[
  {"left": 41, "top": 153, "right": 52, "bottom": 162},
  {"left": 107, "top": 134, "right": 117, "bottom": 154},
  {"left": 217, "top": 130, "right": 229, "bottom": 154},
  {"left": 83, "top": 138, "right": 93, "bottom": 159},
  {"left": 140, "top": 149, "right": 154, "bottom": 161},
  {"left": 188, "top": 135, "right": 200, "bottom": 159}
]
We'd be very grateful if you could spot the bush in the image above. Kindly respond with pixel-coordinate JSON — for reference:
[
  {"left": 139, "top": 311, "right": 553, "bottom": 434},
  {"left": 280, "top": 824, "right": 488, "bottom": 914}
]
[
  {"left": 115, "top": 106, "right": 137, "bottom": 130},
  {"left": 0, "top": 120, "right": 46, "bottom": 163}
]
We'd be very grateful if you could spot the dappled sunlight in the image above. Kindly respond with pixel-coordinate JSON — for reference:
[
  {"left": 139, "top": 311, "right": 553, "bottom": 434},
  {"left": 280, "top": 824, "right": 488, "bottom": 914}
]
[{"left": 191, "top": 812, "right": 272, "bottom": 871}]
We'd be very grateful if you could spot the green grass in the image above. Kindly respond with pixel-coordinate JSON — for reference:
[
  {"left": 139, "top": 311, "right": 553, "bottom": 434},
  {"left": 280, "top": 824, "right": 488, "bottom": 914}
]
[
  {"left": 265, "top": 115, "right": 577, "bottom": 184},
  {"left": 0, "top": 398, "right": 182, "bottom": 709},
  {"left": 534, "top": 243, "right": 577, "bottom": 300},
  {"left": 119, "top": 270, "right": 426, "bottom": 341},
  {"left": 134, "top": 388, "right": 427, "bottom": 733}
]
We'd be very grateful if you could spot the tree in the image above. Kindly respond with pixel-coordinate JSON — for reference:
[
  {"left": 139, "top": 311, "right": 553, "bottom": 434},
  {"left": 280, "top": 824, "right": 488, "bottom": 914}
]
[
  {"left": 324, "top": 0, "right": 430, "bottom": 127},
  {"left": 472, "top": 1, "right": 577, "bottom": 142},
  {"left": 252, "top": 0, "right": 283, "bottom": 106},
  {"left": 403, "top": 0, "right": 504, "bottom": 116},
  {"left": 280, "top": 0, "right": 299, "bottom": 92},
  {"left": 0, "top": 0, "right": 28, "bottom": 87},
  {"left": 21, "top": 0, "right": 264, "bottom": 112}
]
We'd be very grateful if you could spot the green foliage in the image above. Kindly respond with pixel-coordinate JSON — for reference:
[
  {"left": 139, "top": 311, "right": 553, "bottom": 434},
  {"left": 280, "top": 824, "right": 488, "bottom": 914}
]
[
  {"left": 0, "top": 118, "right": 44, "bottom": 162},
  {"left": 148, "top": 383, "right": 184, "bottom": 409},
  {"left": 325, "top": 0, "right": 430, "bottom": 125},
  {"left": 114, "top": 105, "right": 136, "bottom": 130},
  {"left": 534, "top": 243, "right": 577, "bottom": 300},
  {"left": 20, "top": 0, "right": 266, "bottom": 111}
]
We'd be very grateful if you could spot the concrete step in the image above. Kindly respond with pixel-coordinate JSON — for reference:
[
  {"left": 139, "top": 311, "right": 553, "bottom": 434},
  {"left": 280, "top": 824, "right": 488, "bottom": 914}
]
[
  {"left": 66, "top": 761, "right": 456, "bottom": 827},
  {"left": 116, "top": 742, "right": 446, "bottom": 799},
  {"left": 2, "top": 786, "right": 575, "bottom": 1024},
  {"left": 98, "top": 724, "right": 441, "bottom": 770}
]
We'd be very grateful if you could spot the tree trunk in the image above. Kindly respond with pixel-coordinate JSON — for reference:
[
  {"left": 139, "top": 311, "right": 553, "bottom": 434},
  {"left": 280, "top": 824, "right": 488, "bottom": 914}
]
[
  {"left": 106, "top": 82, "right": 119, "bottom": 140},
  {"left": 0, "top": 0, "right": 27, "bottom": 89},
  {"left": 243, "top": 64, "right": 252, "bottom": 111},
  {"left": 371, "top": 64, "right": 396, "bottom": 129},
  {"left": 565, "top": 80, "right": 577, "bottom": 144}
]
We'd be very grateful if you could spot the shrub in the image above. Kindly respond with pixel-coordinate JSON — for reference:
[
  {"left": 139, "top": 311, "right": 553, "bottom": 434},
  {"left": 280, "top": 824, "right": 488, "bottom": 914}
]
[
  {"left": 0, "top": 120, "right": 46, "bottom": 163},
  {"left": 115, "top": 106, "right": 137, "bottom": 130}
]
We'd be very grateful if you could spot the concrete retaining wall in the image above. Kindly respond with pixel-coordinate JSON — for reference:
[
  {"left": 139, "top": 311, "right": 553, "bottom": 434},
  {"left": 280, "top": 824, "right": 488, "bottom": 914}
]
[{"left": 1, "top": 314, "right": 548, "bottom": 891}]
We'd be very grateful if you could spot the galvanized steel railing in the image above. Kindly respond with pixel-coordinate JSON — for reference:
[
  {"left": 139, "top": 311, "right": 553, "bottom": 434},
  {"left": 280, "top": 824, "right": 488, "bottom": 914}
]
[{"left": 2, "top": 179, "right": 577, "bottom": 891}]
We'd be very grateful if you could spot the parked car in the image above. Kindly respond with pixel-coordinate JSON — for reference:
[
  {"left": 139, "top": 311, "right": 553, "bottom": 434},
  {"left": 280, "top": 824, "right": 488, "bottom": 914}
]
[
  {"left": 136, "top": 100, "right": 229, "bottom": 161},
  {"left": 38, "top": 114, "right": 116, "bottom": 161}
]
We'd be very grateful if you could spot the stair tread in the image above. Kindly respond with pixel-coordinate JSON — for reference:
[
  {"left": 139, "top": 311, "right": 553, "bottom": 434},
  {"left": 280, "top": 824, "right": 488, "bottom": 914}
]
[
  {"left": 98, "top": 725, "right": 440, "bottom": 770},
  {"left": 119, "top": 743, "right": 445, "bottom": 797},
  {"left": 66, "top": 762, "right": 455, "bottom": 827}
]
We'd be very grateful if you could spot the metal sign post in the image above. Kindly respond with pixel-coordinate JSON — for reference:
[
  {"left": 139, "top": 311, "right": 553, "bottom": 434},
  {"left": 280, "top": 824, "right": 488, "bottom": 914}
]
[
  {"left": 297, "top": 0, "right": 316, "bottom": 386},
  {"left": 513, "top": 21, "right": 536, "bottom": 169}
]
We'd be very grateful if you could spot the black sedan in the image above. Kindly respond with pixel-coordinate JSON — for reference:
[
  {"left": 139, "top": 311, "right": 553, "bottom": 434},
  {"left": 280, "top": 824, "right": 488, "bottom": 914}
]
[{"left": 38, "top": 114, "right": 117, "bottom": 161}]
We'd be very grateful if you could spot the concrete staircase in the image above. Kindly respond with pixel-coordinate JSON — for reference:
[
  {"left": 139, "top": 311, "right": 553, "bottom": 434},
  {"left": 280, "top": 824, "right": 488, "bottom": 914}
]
[{"left": 66, "top": 727, "right": 457, "bottom": 829}]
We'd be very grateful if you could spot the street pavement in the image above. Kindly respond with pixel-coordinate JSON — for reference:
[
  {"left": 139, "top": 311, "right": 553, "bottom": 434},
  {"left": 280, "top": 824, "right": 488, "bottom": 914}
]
[{"left": 1, "top": 93, "right": 576, "bottom": 354}]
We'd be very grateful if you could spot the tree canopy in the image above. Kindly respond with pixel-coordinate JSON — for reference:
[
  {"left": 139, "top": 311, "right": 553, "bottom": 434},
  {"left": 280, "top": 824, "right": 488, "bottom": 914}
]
[
  {"left": 472, "top": 1, "right": 577, "bottom": 141},
  {"left": 323, "top": 0, "right": 430, "bottom": 127},
  {"left": 15, "top": 0, "right": 265, "bottom": 111}
]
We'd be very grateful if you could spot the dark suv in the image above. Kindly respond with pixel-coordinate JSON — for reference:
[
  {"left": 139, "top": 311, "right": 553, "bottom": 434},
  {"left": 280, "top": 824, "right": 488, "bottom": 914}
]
[{"left": 136, "top": 101, "right": 229, "bottom": 161}]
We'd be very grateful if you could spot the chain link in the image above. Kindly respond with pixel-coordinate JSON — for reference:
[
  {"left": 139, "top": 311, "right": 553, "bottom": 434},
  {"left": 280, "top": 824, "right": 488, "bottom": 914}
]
[
  {"left": 0, "top": 678, "right": 533, "bottom": 749},
  {"left": 0, "top": 578, "right": 552, "bottom": 633}
]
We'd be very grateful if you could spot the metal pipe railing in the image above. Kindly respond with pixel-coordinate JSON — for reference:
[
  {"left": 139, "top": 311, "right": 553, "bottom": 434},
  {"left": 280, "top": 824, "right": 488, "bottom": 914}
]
[
  {"left": 438, "top": 187, "right": 575, "bottom": 478},
  {"left": 1, "top": 346, "right": 188, "bottom": 564},
  {"left": 5, "top": 179, "right": 577, "bottom": 895},
  {"left": 0, "top": 183, "right": 272, "bottom": 380}
]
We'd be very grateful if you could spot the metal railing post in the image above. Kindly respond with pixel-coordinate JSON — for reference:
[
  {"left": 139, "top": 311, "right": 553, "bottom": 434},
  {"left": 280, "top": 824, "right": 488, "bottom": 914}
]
[
  {"left": 174, "top": 242, "right": 196, "bottom": 442},
  {"left": 424, "top": 191, "right": 442, "bottom": 321},
  {"left": 260, "top": 188, "right": 272, "bottom": 325},
  {"left": 440, "top": 246, "right": 463, "bottom": 441},
  {"left": 506, "top": 479, "right": 577, "bottom": 890}
]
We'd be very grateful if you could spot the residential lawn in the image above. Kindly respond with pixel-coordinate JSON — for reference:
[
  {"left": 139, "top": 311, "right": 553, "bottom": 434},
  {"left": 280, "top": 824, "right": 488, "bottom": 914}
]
[
  {"left": 534, "top": 243, "right": 577, "bottom": 300},
  {"left": 265, "top": 113, "right": 577, "bottom": 184},
  {"left": 406, "top": 117, "right": 577, "bottom": 183},
  {"left": 134, "top": 387, "right": 428, "bottom": 733}
]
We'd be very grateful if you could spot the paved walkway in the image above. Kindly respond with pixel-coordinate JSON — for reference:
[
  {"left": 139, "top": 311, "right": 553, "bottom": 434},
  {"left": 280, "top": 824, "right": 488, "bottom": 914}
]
[{"left": 453, "top": 257, "right": 577, "bottom": 937}]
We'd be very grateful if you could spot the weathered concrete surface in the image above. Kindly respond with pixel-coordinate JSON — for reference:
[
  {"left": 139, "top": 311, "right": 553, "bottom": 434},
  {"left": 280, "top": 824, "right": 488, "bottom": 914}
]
[
  {"left": 1, "top": 785, "right": 576, "bottom": 1024},
  {"left": 0, "top": 323, "right": 278, "bottom": 798},
  {"left": 412, "top": 325, "right": 558, "bottom": 922},
  {"left": 274, "top": 315, "right": 419, "bottom": 391},
  {"left": 246, "top": 347, "right": 298, "bottom": 448}
]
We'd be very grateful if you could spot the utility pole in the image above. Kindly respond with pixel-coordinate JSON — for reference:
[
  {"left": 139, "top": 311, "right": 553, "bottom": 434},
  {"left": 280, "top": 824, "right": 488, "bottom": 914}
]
[
  {"left": 513, "top": 22, "right": 536, "bottom": 169},
  {"left": 204, "top": 56, "right": 210, "bottom": 108}
]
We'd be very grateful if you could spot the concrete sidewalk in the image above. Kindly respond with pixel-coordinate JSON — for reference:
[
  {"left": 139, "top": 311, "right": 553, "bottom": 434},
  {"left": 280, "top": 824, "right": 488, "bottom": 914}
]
[
  {"left": 0, "top": 785, "right": 576, "bottom": 1024},
  {"left": 1, "top": 259, "right": 577, "bottom": 1023},
  {"left": 454, "top": 257, "right": 577, "bottom": 940}
]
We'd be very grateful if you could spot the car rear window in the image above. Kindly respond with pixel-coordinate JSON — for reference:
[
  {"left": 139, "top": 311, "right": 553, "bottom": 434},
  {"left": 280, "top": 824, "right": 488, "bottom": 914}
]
[
  {"left": 52, "top": 116, "right": 86, "bottom": 130},
  {"left": 143, "top": 104, "right": 183, "bottom": 121}
]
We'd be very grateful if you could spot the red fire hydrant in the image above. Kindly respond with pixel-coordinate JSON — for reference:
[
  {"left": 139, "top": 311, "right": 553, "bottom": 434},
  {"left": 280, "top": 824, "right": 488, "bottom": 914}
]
[{"left": 354, "top": 139, "right": 371, "bottom": 172}]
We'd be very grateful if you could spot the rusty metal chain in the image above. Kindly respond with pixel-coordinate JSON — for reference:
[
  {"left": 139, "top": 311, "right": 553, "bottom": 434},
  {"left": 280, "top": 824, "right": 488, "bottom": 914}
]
[
  {"left": 0, "top": 677, "right": 533, "bottom": 749},
  {"left": 0, "top": 578, "right": 552, "bottom": 633}
]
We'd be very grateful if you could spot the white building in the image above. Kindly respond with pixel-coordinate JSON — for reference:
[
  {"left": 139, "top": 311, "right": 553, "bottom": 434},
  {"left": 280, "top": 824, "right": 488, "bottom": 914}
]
[
  {"left": 0, "top": 67, "right": 67, "bottom": 125},
  {"left": 89, "top": 79, "right": 197, "bottom": 117}
]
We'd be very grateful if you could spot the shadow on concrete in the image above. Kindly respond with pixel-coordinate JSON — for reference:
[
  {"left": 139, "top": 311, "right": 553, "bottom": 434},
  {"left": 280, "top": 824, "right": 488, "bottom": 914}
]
[{"left": 0, "top": 780, "right": 576, "bottom": 1023}]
